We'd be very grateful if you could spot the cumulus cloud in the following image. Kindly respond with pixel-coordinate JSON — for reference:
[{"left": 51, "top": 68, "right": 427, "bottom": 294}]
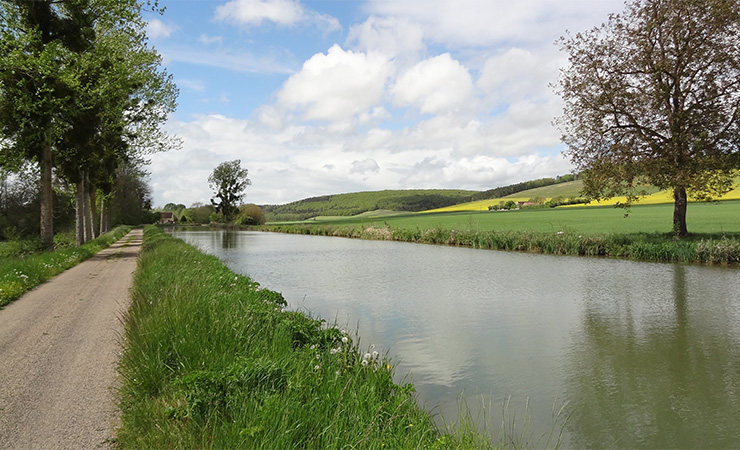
[
  {"left": 350, "top": 158, "right": 380, "bottom": 175},
  {"left": 146, "top": 19, "right": 176, "bottom": 39},
  {"left": 276, "top": 45, "right": 391, "bottom": 122},
  {"left": 346, "top": 16, "right": 425, "bottom": 63},
  {"left": 214, "top": 0, "right": 341, "bottom": 32},
  {"left": 391, "top": 54, "right": 474, "bottom": 115},
  {"left": 364, "top": 0, "right": 621, "bottom": 47}
]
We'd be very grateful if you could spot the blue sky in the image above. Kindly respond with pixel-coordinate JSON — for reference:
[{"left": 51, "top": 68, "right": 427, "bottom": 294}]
[{"left": 143, "top": 0, "right": 624, "bottom": 207}]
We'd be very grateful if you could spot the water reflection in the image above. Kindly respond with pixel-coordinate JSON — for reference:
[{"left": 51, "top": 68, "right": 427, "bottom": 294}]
[
  {"left": 171, "top": 229, "right": 740, "bottom": 448},
  {"left": 565, "top": 264, "right": 740, "bottom": 448}
]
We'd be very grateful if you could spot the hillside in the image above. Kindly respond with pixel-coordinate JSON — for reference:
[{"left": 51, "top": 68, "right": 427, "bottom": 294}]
[
  {"left": 261, "top": 175, "right": 584, "bottom": 221},
  {"left": 261, "top": 189, "right": 477, "bottom": 221}
]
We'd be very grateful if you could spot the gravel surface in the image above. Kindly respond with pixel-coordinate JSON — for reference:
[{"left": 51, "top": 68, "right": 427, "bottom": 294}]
[{"left": 0, "top": 229, "right": 143, "bottom": 450}]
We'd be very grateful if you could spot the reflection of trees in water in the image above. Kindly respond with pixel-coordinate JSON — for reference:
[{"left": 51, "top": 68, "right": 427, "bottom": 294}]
[
  {"left": 221, "top": 230, "right": 239, "bottom": 249},
  {"left": 565, "top": 265, "right": 740, "bottom": 449}
]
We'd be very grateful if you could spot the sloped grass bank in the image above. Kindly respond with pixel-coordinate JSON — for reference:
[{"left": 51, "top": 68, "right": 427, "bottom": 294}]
[
  {"left": 0, "top": 226, "right": 132, "bottom": 308},
  {"left": 119, "top": 226, "right": 500, "bottom": 449},
  {"left": 259, "top": 223, "right": 740, "bottom": 266}
]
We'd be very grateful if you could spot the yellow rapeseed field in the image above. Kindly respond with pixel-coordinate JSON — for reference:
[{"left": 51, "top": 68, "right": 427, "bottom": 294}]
[{"left": 424, "top": 185, "right": 740, "bottom": 213}]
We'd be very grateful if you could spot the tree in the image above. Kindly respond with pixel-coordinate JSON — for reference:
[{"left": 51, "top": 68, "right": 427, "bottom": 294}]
[
  {"left": 208, "top": 160, "right": 251, "bottom": 220},
  {"left": 0, "top": 0, "right": 88, "bottom": 246},
  {"left": 554, "top": 0, "right": 740, "bottom": 236}
]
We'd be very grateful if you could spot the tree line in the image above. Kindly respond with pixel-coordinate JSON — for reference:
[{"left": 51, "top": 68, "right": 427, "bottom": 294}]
[{"left": 0, "top": 0, "right": 178, "bottom": 246}]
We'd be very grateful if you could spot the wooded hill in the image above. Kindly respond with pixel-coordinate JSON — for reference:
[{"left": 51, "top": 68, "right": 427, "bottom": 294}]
[{"left": 261, "top": 174, "right": 580, "bottom": 221}]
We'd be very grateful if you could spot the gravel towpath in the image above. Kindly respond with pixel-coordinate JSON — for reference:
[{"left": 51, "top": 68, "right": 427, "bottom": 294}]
[{"left": 0, "top": 229, "right": 143, "bottom": 449}]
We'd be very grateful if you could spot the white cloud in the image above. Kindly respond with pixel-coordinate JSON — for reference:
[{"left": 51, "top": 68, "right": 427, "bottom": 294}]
[
  {"left": 350, "top": 158, "right": 380, "bottom": 175},
  {"left": 346, "top": 16, "right": 425, "bottom": 63},
  {"left": 364, "top": 0, "right": 622, "bottom": 47},
  {"left": 391, "top": 53, "right": 474, "bottom": 115},
  {"left": 160, "top": 47, "right": 293, "bottom": 74},
  {"left": 276, "top": 45, "right": 391, "bottom": 122},
  {"left": 146, "top": 19, "right": 176, "bottom": 39},
  {"left": 199, "top": 34, "right": 223, "bottom": 46},
  {"left": 214, "top": 0, "right": 341, "bottom": 32}
]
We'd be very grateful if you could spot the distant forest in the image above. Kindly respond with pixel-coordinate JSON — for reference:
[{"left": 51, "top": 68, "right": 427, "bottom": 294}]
[{"left": 261, "top": 174, "right": 580, "bottom": 221}]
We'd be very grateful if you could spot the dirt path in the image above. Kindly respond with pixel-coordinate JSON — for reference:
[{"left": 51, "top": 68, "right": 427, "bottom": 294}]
[{"left": 0, "top": 229, "right": 143, "bottom": 450}]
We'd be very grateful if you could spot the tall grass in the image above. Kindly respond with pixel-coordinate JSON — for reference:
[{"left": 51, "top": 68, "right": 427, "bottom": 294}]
[
  {"left": 0, "top": 226, "right": 131, "bottom": 308},
  {"left": 258, "top": 223, "right": 740, "bottom": 265},
  {"left": 120, "top": 227, "right": 555, "bottom": 449}
]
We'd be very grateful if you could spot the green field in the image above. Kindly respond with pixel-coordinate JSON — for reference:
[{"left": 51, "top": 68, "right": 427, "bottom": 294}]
[{"left": 281, "top": 201, "right": 740, "bottom": 237}]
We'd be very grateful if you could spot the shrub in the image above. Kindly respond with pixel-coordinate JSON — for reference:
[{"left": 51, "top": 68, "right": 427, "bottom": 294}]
[{"left": 235, "top": 203, "right": 266, "bottom": 226}]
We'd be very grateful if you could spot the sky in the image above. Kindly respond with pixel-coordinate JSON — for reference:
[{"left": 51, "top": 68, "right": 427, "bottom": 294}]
[{"left": 142, "top": 0, "right": 625, "bottom": 207}]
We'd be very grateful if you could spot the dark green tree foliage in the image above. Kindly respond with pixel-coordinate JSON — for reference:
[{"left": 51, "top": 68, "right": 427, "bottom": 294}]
[
  {"left": 468, "top": 174, "right": 579, "bottom": 202},
  {"left": 208, "top": 160, "right": 251, "bottom": 219},
  {"left": 110, "top": 164, "right": 156, "bottom": 225},
  {"left": 555, "top": 0, "right": 740, "bottom": 236},
  {"left": 0, "top": 0, "right": 89, "bottom": 246},
  {"left": 0, "top": 0, "right": 178, "bottom": 245}
]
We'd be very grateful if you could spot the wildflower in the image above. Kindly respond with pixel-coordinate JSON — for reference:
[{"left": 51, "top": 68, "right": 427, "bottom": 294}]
[
  {"left": 314, "top": 365, "right": 320, "bottom": 371},
  {"left": 341, "top": 336, "right": 348, "bottom": 344},
  {"left": 361, "top": 359, "right": 369, "bottom": 367},
  {"left": 310, "top": 344, "right": 317, "bottom": 350},
  {"left": 386, "top": 364, "right": 391, "bottom": 370},
  {"left": 330, "top": 347, "right": 341, "bottom": 355},
  {"left": 364, "top": 353, "right": 371, "bottom": 360},
  {"left": 372, "top": 351, "right": 379, "bottom": 359}
]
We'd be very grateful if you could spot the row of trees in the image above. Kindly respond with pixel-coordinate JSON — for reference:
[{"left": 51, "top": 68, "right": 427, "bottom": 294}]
[{"left": 0, "top": 0, "right": 178, "bottom": 246}]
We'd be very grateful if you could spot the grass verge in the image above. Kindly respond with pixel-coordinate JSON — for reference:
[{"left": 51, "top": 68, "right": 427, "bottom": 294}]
[
  {"left": 258, "top": 202, "right": 740, "bottom": 265},
  {"left": 118, "top": 226, "right": 515, "bottom": 449},
  {"left": 0, "top": 226, "right": 132, "bottom": 308}
]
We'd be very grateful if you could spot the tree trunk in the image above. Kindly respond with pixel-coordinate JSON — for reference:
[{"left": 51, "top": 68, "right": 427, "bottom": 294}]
[
  {"left": 84, "top": 171, "right": 93, "bottom": 242},
  {"left": 99, "top": 197, "right": 110, "bottom": 235},
  {"left": 75, "top": 175, "right": 85, "bottom": 245},
  {"left": 673, "top": 185, "right": 688, "bottom": 237},
  {"left": 90, "top": 188, "right": 99, "bottom": 238},
  {"left": 39, "top": 144, "right": 54, "bottom": 248}
]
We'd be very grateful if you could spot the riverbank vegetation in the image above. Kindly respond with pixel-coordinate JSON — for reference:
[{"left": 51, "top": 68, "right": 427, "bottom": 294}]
[
  {"left": 258, "top": 202, "right": 740, "bottom": 265},
  {"left": 119, "top": 226, "right": 531, "bottom": 449},
  {"left": 0, "top": 226, "right": 131, "bottom": 308}
]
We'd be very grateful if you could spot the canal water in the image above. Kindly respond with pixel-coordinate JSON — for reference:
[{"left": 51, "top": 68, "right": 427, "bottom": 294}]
[{"left": 169, "top": 228, "right": 740, "bottom": 448}]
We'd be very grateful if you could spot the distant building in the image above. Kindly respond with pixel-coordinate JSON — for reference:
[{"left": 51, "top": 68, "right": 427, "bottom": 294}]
[{"left": 159, "top": 211, "right": 175, "bottom": 224}]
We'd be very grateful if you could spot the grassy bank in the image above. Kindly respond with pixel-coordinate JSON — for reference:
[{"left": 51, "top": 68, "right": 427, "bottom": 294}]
[
  {"left": 118, "top": 226, "right": 513, "bottom": 449},
  {"left": 259, "top": 216, "right": 740, "bottom": 265},
  {"left": 0, "top": 226, "right": 132, "bottom": 308}
]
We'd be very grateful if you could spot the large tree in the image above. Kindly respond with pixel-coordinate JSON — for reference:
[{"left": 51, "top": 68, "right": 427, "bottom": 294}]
[
  {"left": 208, "top": 160, "right": 251, "bottom": 220},
  {"left": 1, "top": 0, "right": 179, "bottom": 245},
  {"left": 554, "top": 0, "right": 740, "bottom": 236}
]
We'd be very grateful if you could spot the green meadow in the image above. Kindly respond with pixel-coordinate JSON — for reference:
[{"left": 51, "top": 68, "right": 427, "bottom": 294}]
[
  {"left": 260, "top": 201, "right": 740, "bottom": 265},
  {"left": 271, "top": 201, "right": 740, "bottom": 236}
]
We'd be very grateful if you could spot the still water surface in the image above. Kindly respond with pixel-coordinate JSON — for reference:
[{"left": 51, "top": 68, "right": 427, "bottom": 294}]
[{"left": 170, "top": 228, "right": 740, "bottom": 448}]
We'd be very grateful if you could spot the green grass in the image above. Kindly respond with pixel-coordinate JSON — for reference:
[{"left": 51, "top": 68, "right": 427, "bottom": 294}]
[
  {"left": 119, "top": 226, "right": 540, "bottom": 449},
  {"left": 269, "top": 201, "right": 740, "bottom": 235},
  {"left": 259, "top": 201, "right": 740, "bottom": 265},
  {"left": 0, "top": 226, "right": 132, "bottom": 308},
  {"left": 262, "top": 189, "right": 478, "bottom": 221}
]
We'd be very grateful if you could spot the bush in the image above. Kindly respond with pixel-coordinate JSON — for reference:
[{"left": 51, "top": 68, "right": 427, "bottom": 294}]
[{"left": 235, "top": 203, "right": 266, "bottom": 226}]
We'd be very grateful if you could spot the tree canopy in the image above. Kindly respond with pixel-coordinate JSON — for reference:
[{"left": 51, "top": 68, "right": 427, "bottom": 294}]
[
  {"left": 554, "top": 0, "right": 740, "bottom": 236},
  {"left": 0, "top": 0, "right": 178, "bottom": 245},
  {"left": 208, "top": 160, "right": 251, "bottom": 220}
]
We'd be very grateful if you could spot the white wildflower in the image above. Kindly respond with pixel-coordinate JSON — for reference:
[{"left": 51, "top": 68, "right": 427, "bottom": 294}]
[
  {"left": 361, "top": 359, "right": 369, "bottom": 367},
  {"left": 341, "top": 336, "right": 348, "bottom": 344}
]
